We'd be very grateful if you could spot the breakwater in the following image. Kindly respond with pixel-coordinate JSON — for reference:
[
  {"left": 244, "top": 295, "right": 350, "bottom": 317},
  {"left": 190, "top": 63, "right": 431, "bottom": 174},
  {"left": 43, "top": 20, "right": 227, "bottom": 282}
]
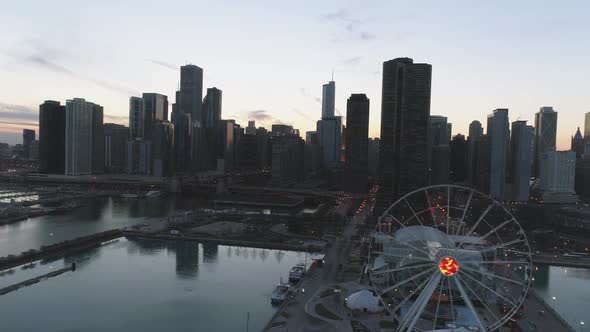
[
  {"left": 0, "top": 230, "right": 122, "bottom": 271},
  {"left": 0, "top": 264, "right": 76, "bottom": 296},
  {"left": 124, "top": 231, "right": 324, "bottom": 252}
]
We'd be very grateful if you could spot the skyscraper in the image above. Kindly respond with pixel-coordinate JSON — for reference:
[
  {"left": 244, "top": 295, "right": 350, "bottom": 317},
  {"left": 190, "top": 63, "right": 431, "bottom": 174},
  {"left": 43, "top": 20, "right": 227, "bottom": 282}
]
[
  {"left": 142, "top": 93, "right": 168, "bottom": 139},
  {"left": 246, "top": 120, "right": 256, "bottom": 135},
  {"left": 571, "top": 127, "right": 584, "bottom": 158},
  {"left": 584, "top": 112, "right": 590, "bottom": 139},
  {"left": 65, "top": 98, "right": 104, "bottom": 175},
  {"left": 104, "top": 123, "right": 129, "bottom": 173},
  {"left": 179, "top": 65, "right": 204, "bottom": 124},
  {"left": 321, "top": 80, "right": 335, "bottom": 118},
  {"left": 429, "top": 116, "right": 448, "bottom": 147},
  {"left": 318, "top": 79, "right": 341, "bottom": 168},
  {"left": 39, "top": 100, "right": 65, "bottom": 174},
  {"left": 533, "top": 106, "right": 558, "bottom": 177},
  {"left": 487, "top": 109, "right": 509, "bottom": 200},
  {"left": 344, "top": 94, "right": 370, "bottom": 193},
  {"left": 537, "top": 150, "right": 577, "bottom": 203},
  {"left": 203, "top": 87, "right": 222, "bottom": 128},
  {"left": 318, "top": 116, "right": 342, "bottom": 166},
  {"left": 507, "top": 121, "right": 533, "bottom": 201},
  {"left": 152, "top": 121, "right": 175, "bottom": 177},
  {"left": 129, "top": 97, "right": 144, "bottom": 139},
  {"left": 449, "top": 134, "right": 467, "bottom": 183},
  {"left": 22, "top": 129, "right": 35, "bottom": 159},
  {"left": 379, "top": 57, "right": 431, "bottom": 201},
  {"left": 467, "top": 120, "right": 484, "bottom": 184}
]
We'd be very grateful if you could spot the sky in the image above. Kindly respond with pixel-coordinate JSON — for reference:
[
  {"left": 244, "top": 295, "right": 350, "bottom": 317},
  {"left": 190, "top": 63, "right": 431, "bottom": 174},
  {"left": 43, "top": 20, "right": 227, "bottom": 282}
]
[{"left": 0, "top": 0, "right": 588, "bottom": 149}]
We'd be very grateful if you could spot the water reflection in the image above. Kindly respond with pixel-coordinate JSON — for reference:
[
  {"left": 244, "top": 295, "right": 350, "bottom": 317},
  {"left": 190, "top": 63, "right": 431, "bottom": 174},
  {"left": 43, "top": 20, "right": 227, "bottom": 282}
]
[
  {"left": 171, "top": 241, "right": 199, "bottom": 279},
  {"left": 202, "top": 243, "right": 218, "bottom": 263}
]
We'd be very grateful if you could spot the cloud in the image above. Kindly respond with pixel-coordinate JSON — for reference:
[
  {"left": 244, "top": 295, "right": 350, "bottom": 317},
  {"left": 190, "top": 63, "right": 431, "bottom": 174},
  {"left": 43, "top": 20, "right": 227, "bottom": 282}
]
[
  {"left": 342, "top": 56, "right": 362, "bottom": 65},
  {"left": 150, "top": 59, "right": 178, "bottom": 71},
  {"left": 2, "top": 44, "right": 138, "bottom": 96},
  {"left": 246, "top": 110, "right": 273, "bottom": 122},
  {"left": 0, "top": 102, "right": 38, "bottom": 121},
  {"left": 322, "top": 8, "right": 376, "bottom": 42}
]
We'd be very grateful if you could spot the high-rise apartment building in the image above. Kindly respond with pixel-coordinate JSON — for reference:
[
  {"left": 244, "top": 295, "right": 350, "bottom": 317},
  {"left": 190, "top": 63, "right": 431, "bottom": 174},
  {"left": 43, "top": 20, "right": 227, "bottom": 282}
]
[
  {"left": 65, "top": 98, "right": 104, "bottom": 175},
  {"left": 450, "top": 134, "right": 467, "bottom": 183},
  {"left": 344, "top": 94, "right": 370, "bottom": 193},
  {"left": 487, "top": 109, "right": 509, "bottom": 200},
  {"left": 39, "top": 100, "right": 65, "bottom": 174},
  {"left": 537, "top": 150, "right": 577, "bottom": 203},
  {"left": 533, "top": 106, "right": 558, "bottom": 177},
  {"left": 507, "top": 121, "right": 533, "bottom": 201},
  {"left": 378, "top": 57, "right": 431, "bottom": 201}
]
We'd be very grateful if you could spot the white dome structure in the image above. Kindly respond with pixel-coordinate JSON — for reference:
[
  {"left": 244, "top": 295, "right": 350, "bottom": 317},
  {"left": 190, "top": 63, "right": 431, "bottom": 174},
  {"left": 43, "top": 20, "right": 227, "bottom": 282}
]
[{"left": 345, "top": 290, "right": 384, "bottom": 313}]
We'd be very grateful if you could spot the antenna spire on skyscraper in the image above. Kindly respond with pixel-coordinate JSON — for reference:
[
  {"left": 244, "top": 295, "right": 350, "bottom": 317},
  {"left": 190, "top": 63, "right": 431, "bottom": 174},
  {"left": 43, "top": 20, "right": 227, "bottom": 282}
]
[{"left": 331, "top": 68, "right": 334, "bottom": 81}]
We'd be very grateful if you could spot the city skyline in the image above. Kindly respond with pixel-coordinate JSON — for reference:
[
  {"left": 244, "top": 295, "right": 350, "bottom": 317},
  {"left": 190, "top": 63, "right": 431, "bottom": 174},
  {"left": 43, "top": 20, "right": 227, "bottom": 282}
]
[{"left": 1, "top": 1, "right": 589, "bottom": 149}]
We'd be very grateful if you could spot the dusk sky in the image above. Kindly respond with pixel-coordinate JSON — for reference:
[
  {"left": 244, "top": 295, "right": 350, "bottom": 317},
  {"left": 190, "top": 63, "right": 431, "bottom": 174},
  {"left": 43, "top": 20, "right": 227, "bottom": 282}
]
[{"left": 0, "top": 0, "right": 588, "bottom": 149}]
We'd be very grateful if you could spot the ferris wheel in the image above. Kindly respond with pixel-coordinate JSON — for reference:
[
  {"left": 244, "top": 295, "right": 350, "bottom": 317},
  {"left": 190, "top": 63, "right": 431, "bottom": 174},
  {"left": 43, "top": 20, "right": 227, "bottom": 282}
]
[{"left": 368, "top": 185, "right": 532, "bottom": 332}]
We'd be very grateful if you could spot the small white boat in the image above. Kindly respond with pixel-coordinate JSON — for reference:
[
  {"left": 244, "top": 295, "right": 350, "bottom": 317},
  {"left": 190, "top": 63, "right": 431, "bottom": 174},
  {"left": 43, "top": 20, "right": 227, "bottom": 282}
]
[
  {"left": 288, "top": 263, "right": 306, "bottom": 283},
  {"left": 270, "top": 280, "right": 291, "bottom": 304},
  {"left": 144, "top": 190, "right": 161, "bottom": 198}
]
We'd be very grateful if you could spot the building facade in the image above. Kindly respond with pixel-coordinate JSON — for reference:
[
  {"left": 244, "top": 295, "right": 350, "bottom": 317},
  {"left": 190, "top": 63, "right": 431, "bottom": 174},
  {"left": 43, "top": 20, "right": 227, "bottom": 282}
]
[
  {"left": 507, "top": 121, "right": 533, "bottom": 201},
  {"left": 378, "top": 57, "right": 431, "bottom": 202},
  {"left": 487, "top": 109, "right": 509, "bottom": 200},
  {"left": 65, "top": 98, "right": 104, "bottom": 175},
  {"left": 104, "top": 123, "right": 129, "bottom": 173},
  {"left": 344, "top": 94, "right": 370, "bottom": 193},
  {"left": 533, "top": 106, "right": 558, "bottom": 177},
  {"left": 39, "top": 100, "right": 65, "bottom": 174}
]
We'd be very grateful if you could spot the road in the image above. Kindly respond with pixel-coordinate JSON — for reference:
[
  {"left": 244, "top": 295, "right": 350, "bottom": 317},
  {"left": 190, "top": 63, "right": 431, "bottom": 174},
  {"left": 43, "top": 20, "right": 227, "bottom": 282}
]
[{"left": 264, "top": 199, "right": 366, "bottom": 332}]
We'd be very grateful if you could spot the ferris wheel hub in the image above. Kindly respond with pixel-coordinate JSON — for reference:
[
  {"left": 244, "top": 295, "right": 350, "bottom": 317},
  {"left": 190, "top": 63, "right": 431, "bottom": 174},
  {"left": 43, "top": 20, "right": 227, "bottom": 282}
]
[{"left": 438, "top": 256, "right": 459, "bottom": 276}]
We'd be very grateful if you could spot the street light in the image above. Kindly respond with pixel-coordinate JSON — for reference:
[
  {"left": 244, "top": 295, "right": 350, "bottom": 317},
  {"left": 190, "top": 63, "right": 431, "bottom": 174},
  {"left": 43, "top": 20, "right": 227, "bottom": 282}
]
[{"left": 552, "top": 296, "right": 556, "bottom": 310}]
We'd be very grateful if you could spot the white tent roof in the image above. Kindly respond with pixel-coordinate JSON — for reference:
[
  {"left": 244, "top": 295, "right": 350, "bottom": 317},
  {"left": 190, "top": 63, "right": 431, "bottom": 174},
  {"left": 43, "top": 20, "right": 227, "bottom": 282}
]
[{"left": 345, "top": 290, "right": 383, "bottom": 313}]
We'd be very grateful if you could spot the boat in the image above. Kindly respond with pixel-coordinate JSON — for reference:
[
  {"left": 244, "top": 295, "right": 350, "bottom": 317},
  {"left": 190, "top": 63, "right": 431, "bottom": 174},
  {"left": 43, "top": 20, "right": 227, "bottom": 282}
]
[
  {"left": 121, "top": 193, "right": 139, "bottom": 199},
  {"left": 270, "top": 280, "right": 291, "bottom": 305},
  {"left": 144, "top": 190, "right": 161, "bottom": 198},
  {"left": 288, "top": 263, "right": 306, "bottom": 283}
]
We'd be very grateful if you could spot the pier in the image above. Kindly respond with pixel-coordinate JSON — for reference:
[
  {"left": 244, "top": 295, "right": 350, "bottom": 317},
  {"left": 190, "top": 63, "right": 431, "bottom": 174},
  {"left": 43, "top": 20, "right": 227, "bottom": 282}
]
[{"left": 0, "top": 264, "right": 75, "bottom": 296}]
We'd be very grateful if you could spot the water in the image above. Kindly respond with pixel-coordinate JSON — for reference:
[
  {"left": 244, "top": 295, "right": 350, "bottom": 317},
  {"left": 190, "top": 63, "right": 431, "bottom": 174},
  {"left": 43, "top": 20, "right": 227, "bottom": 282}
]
[
  {"left": 0, "top": 238, "right": 304, "bottom": 331},
  {"left": 532, "top": 265, "right": 590, "bottom": 330},
  {"left": 0, "top": 196, "right": 208, "bottom": 255}
]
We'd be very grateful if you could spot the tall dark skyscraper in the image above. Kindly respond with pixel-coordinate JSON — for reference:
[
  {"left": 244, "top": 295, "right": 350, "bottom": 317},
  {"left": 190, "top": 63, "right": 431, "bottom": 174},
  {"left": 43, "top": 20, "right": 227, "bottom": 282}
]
[
  {"left": 344, "top": 94, "right": 370, "bottom": 193},
  {"left": 203, "top": 87, "right": 222, "bottom": 128},
  {"left": 22, "top": 129, "right": 35, "bottom": 159},
  {"left": 39, "top": 100, "right": 65, "bottom": 174},
  {"left": 378, "top": 57, "right": 432, "bottom": 201},
  {"left": 507, "top": 120, "right": 533, "bottom": 201},
  {"left": 467, "top": 120, "right": 484, "bottom": 185},
  {"left": 104, "top": 123, "right": 129, "bottom": 173},
  {"left": 179, "top": 65, "right": 204, "bottom": 124},
  {"left": 533, "top": 106, "right": 557, "bottom": 178},
  {"left": 449, "top": 134, "right": 467, "bottom": 183},
  {"left": 571, "top": 127, "right": 584, "bottom": 158},
  {"left": 142, "top": 93, "right": 168, "bottom": 139},
  {"left": 429, "top": 116, "right": 448, "bottom": 147},
  {"left": 487, "top": 108, "right": 509, "bottom": 200}
]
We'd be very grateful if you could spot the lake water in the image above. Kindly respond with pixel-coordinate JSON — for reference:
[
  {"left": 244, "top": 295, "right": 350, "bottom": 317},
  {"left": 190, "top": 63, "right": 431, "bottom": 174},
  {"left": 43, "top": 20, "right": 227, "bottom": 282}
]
[{"left": 0, "top": 238, "right": 304, "bottom": 332}]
